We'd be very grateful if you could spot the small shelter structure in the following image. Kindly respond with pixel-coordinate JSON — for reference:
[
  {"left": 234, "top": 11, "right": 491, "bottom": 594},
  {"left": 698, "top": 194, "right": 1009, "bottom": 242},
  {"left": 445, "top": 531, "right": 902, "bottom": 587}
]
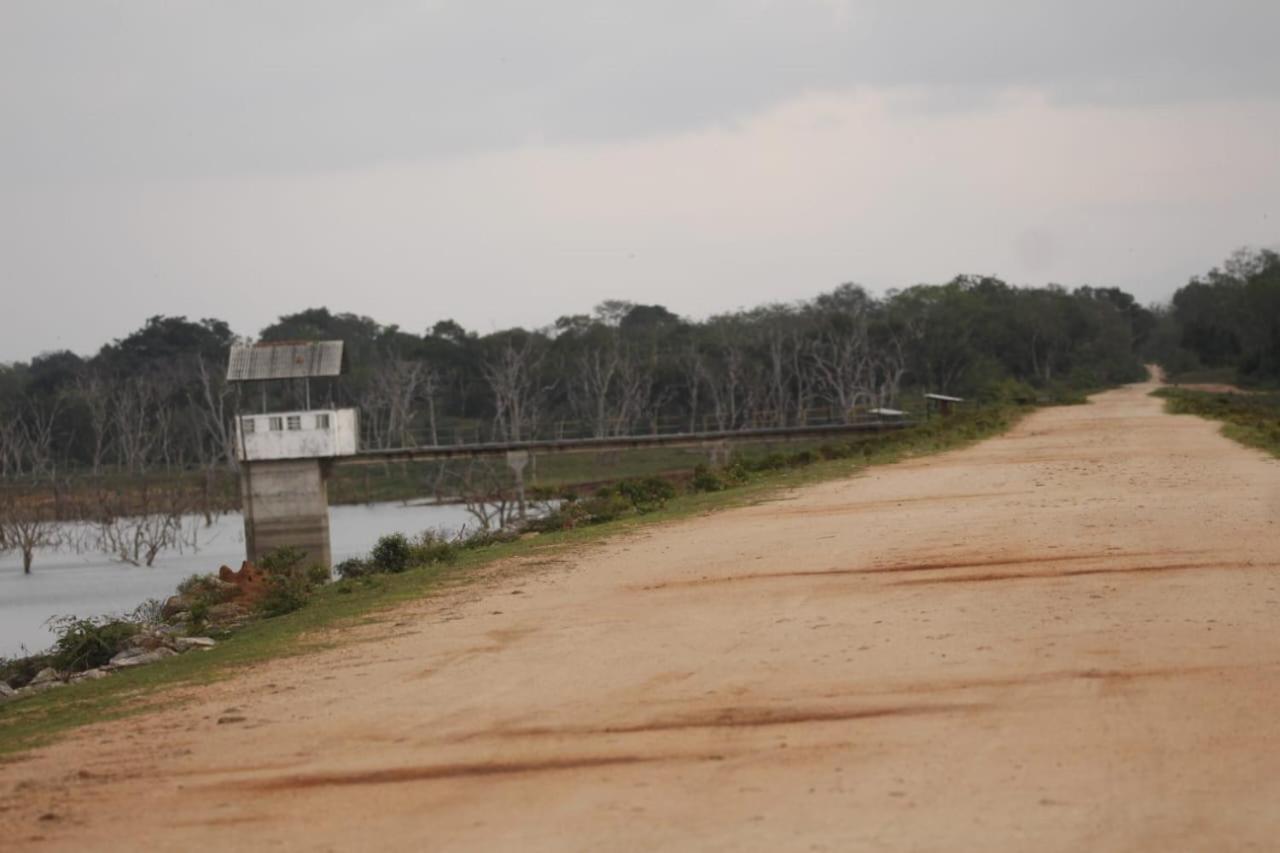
[{"left": 924, "top": 393, "right": 964, "bottom": 417}]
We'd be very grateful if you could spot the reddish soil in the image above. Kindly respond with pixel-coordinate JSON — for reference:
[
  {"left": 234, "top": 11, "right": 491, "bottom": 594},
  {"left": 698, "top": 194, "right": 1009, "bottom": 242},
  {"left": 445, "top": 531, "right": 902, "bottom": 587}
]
[
  {"left": 217, "top": 561, "right": 270, "bottom": 608},
  {"left": 3, "top": 378, "right": 1279, "bottom": 851}
]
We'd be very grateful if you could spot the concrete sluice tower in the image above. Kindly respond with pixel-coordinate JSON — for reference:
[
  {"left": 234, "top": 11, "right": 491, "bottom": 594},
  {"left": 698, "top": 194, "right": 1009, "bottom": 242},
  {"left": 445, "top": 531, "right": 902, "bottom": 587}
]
[{"left": 227, "top": 341, "right": 358, "bottom": 569}]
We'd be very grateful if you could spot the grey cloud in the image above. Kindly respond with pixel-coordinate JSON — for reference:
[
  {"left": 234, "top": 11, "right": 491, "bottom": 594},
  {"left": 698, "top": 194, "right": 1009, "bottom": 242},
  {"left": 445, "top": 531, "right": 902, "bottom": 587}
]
[{"left": 3, "top": 0, "right": 1278, "bottom": 182}]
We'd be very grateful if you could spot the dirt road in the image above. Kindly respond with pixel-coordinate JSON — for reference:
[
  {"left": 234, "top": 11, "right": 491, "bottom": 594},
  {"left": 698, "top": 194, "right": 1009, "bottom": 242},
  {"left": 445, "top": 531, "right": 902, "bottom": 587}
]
[{"left": 4, "top": 379, "right": 1279, "bottom": 851}]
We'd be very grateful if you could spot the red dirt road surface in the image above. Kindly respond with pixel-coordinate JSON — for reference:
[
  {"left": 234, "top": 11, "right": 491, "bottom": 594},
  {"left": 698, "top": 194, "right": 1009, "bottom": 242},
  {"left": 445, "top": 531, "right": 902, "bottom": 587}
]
[{"left": 4, "top": 379, "right": 1280, "bottom": 851}]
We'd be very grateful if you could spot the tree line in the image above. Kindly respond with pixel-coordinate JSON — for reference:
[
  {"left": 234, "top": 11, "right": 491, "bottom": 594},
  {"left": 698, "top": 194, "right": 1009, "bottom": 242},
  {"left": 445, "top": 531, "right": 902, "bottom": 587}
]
[
  {"left": 0, "top": 276, "right": 1155, "bottom": 483},
  {"left": 1147, "top": 248, "right": 1280, "bottom": 386}
]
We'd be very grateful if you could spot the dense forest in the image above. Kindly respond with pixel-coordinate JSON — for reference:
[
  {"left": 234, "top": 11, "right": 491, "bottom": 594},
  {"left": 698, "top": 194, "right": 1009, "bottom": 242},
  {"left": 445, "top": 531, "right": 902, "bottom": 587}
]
[
  {"left": 0, "top": 275, "right": 1158, "bottom": 484},
  {"left": 1147, "top": 248, "right": 1280, "bottom": 386}
]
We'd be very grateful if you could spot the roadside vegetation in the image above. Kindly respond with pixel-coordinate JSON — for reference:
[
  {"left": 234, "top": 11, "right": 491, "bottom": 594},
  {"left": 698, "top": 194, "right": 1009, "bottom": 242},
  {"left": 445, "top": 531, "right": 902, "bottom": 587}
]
[
  {"left": 1145, "top": 246, "right": 1280, "bottom": 455},
  {"left": 1153, "top": 388, "right": 1280, "bottom": 458},
  {"left": 1147, "top": 248, "right": 1280, "bottom": 389},
  {"left": 0, "top": 399, "right": 1027, "bottom": 756}
]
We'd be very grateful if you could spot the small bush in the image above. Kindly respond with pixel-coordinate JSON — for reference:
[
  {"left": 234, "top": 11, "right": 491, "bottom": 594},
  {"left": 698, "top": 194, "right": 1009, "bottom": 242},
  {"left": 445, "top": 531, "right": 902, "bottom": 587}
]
[
  {"left": 744, "top": 452, "right": 788, "bottom": 472},
  {"left": 335, "top": 557, "right": 371, "bottom": 579},
  {"left": 690, "top": 464, "right": 726, "bottom": 492},
  {"left": 522, "top": 509, "right": 572, "bottom": 533},
  {"left": 177, "top": 574, "right": 209, "bottom": 596},
  {"left": 260, "top": 546, "right": 308, "bottom": 576},
  {"left": 177, "top": 573, "right": 238, "bottom": 605},
  {"left": 371, "top": 533, "right": 412, "bottom": 573},
  {"left": 257, "top": 546, "right": 326, "bottom": 617},
  {"left": 408, "top": 530, "right": 459, "bottom": 566},
  {"left": 614, "top": 476, "right": 677, "bottom": 512},
  {"left": 978, "top": 378, "right": 1040, "bottom": 406},
  {"left": 577, "top": 493, "right": 633, "bottom": 524},
  {"left": 459, "top": 528, "right": 519, "bottom": 549},
  {"left": 47, "top": 616, "right": 140, "bottom": 673},
  {"left": 787, "top": 449, "right": 819, "bottom": 467},
  {"left": 1, "top": 653, "right": 56, "bottom": 689},
  {"left": 722, "top": 460, "right": 750, "bottom": 485},
  {"left": 129, "top": 598, "right": 165, "bottom": 625},
  {"left": 523, "top": 489, "right": 638, "bottom": 531},
  {"left": 188, "top": 598, "right": 210, "bottom": 625},
  {"left": 259, "top": 574, "right": 311, "bottom": 617}
]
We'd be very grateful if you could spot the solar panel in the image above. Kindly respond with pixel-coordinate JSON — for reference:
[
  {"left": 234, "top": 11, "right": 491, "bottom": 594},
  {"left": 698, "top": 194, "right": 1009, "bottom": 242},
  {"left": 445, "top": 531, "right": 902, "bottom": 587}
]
[{"left": 226, "top": 341, "right": 344, "bottom": 381}]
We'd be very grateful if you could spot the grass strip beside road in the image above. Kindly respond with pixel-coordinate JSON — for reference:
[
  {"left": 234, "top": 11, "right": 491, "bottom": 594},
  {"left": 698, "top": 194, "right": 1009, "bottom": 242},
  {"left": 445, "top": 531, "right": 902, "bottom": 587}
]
[
  {"left": 0, "top": 403, "right": 1028, "bottom": 758},
  {"left": 1154, "top": 387, "right": 1280, "bottom": 458}
]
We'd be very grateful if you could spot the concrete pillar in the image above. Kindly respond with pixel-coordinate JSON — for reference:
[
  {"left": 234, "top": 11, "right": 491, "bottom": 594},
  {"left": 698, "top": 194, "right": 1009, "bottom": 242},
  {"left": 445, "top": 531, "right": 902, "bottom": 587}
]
[
  {"left": 240, "top": 458, "right": 332, "bottom": 569},
  {"left": 707, "top": 441, "right": 731, "bottom": 467},
  {"left": 506, "top": 450, "right": 530, "bottom": 520}
]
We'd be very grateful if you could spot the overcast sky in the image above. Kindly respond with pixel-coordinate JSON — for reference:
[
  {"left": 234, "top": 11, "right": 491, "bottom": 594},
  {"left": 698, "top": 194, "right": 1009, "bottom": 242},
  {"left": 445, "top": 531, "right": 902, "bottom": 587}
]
[{"left": 3, "top": 1, "right": 1278, "bottom": 361}]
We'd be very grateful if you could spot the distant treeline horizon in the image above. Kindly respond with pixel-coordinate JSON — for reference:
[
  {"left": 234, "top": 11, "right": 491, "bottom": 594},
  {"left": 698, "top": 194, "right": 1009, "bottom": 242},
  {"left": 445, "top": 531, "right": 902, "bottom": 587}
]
[{"left": 1, "top": 249, "right": 1275, "bottom": 482}]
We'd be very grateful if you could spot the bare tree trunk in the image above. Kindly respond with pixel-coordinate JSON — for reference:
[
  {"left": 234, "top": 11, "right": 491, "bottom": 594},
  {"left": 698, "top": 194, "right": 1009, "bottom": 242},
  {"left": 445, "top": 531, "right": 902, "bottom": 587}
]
[
  {"left": 194, "top": 354, "right": 238, "bottom": 471},
  {"left": 75, "top": 370, "right": 115, "bottom": 477},
  {"left": 482, "top": 337, "right": 546, "bottom": 443}
]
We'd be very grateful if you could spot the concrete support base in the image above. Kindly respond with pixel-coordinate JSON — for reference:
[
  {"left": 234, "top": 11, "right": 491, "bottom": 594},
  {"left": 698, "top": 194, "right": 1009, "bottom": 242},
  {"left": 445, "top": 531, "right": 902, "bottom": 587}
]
[
  {"left": 707, "top": 441, "right": 732, "bottom": 466},
  {"left": 240, "top": 458, "right": 332, "bottom": 569},
  {"left": 506, "top": 450, "right": 530, "bottom": 520}
]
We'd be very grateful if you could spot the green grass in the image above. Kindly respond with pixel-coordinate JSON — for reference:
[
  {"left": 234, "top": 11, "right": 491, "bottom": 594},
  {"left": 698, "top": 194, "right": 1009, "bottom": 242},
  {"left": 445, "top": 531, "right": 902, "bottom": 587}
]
[
  {"left": 1164, "top": 366, "right": 1243, "bottom": 386},
  {"left": 1153, "top": 387, "right": 1280, "bottom": 458},
  {"left": 0, "top": 403, "right": 1028, "bottom": 758},
  {"left": 1164, "top": 366, "right": 1279, "bottom": 391}
]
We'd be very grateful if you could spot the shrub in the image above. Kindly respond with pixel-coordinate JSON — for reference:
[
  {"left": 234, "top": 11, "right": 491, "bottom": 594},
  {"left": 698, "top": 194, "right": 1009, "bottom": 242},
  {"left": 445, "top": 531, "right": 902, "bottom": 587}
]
[
  {"left": 188, "top": 598, "right": 210, "bottom": 625},
  {"left": 407, "top": 530, "right": 459, "bottom": 566},
  {"left": 978, "top": 378, "right": 1040, "bottom": 406},
  {"left": 523, "top": 490, "right": 637, "bottom": 531},
  {"left": 722, "top": 460, "right": 750, "bottom": 485},
  {"left": 0, "top": 653, "right": 56, "bottom": 689},
  {"left": 787, "top": 449, "right": 819, "bottom": 467},
  {"left": 129, "top": 598, "right": 165, "bottom": 625},
  {"left": 257, "top": 546, "right": 327, "bottom": 617},
  {"left": 335, "top": 557, "right": 371, "bottom": 579},
  {"left": 306, "top": 563, "right": 332, "bottom": 586},
  {"left": 177, "top": 573, "right": 213, "bottom": 596},
  {"left": 47, "top": 616, "right": 140, "bottom": 673},
  {"left": 690, "top": 464, "right": 726, "bottom": 492},
  {"left": 371, "top": 533, "right": 412, "bottom": 574},
  {"left": 260, "top": 546, "right": 308, "bottom": 576},
  {"left": 576, "top": 493, "right": 633, "bottom": 524},
  {"left": 259, "top": 574, "right": 311, "bottom": 617},
  {"left": 614, "top": 476, "right": 677, "bottom": 512},
  {"left": 744, "top": 452, "right": 788, "bottom": 472},
  {"left": 521, "top": 509, "right": 572, "bottom": 533},
  {"left": 459, "top": 528, "right": 519, "bottom": 549},
  {"left": 177, "top": 573, "right": 237, "bottom": 605}
]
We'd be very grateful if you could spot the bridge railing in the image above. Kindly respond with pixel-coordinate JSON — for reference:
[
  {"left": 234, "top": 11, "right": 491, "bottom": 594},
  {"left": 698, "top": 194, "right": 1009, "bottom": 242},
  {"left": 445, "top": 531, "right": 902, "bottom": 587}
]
[{"left": 367, "top": 405, "right": 916, "bottom": 452}]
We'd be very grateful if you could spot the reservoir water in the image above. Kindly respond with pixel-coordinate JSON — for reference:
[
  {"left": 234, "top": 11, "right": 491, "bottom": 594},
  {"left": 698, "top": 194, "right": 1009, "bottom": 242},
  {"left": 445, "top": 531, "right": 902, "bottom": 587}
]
[{"left": 0, "top": 501, "right": 479, "bottom": 658}]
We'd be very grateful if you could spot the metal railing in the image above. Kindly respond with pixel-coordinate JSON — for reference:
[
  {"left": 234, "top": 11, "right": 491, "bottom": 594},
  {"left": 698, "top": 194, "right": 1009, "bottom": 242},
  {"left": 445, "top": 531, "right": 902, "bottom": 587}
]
[
  {"left": 358, "top": 405, "right": 918, "bottom": 455},
  {"left": 342, "top": 411, "right": 915, "bottom": 466}
]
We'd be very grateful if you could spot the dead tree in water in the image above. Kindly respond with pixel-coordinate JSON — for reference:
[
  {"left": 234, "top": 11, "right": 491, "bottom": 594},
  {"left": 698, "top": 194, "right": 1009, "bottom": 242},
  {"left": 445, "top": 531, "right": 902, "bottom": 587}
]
[
  {"left": 0, "top": 494, "right": 62, "bottom": 574},
  {"left": 91, "top": 486, "right": 200, "bottom": 567},
  {"left": 442, "top": 459, "right": 515, "bottom": 532}
]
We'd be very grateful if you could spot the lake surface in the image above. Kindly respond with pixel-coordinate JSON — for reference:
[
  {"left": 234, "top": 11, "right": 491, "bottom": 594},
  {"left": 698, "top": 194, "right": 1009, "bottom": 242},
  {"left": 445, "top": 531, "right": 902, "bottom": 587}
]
[{"left": 0, "top": 501, "right": 479, "bottom": 658}]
